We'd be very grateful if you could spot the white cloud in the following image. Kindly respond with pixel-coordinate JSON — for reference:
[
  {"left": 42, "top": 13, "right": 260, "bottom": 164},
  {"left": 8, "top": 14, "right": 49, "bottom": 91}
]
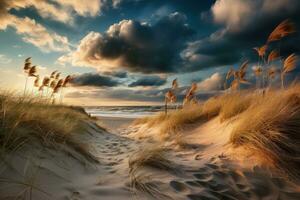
[
  {"left": 8, "top": 16, "right": 70, "bottom": 52},
  {"left": 0, "top": 0, "right": 71, "bottom": 52},
  {"left": 197, "top": 72, "right": 223, "bottom": 91},
  {"left": 211, "top": 0, "right": 299, "bottom": 31},
  {"left": 53, "top": 0, "right": 102, "bottom": 17},
  {"left": 0, "top": 0, "right": 124, "bottom": 52}
]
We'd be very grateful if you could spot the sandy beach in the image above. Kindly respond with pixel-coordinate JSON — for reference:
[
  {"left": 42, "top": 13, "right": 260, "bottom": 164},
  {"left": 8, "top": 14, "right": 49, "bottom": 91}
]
[{"left": 95, "top": 116, "right": 137, "bottom": 132}]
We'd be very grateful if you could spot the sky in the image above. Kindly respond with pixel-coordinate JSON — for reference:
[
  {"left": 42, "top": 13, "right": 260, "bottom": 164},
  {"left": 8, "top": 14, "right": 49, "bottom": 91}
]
[{"left": 0, "top": 0, "right": 300, "bottom": 106}]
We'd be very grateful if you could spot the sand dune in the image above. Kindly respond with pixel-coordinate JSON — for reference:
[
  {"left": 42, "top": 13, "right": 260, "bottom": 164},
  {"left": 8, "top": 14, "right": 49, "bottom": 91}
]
[{"left": 1, "top": 113, "right": 300, "bottom": 199}]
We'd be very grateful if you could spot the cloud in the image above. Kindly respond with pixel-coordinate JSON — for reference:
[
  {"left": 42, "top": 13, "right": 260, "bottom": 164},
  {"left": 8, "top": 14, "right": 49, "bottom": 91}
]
[
  {"left": 181, "top": 0, "right": 300, "bottom": 71},
  {"left": 212, "top": 0, "right": 300, "bottom": 31},
  {"left": 53, "top": 0, "right": 102, "bottom": 17},
  {"left": 0, "top": 1, "right": 70, "bottom": 52},
  {"left": 128, "top": 75, "right": 167, "bottom": 87},
  {"left": 53, "top": 0, "right": 122, "bottom": 17},
  {"left": 0, "top": 0, "right": 110, "bottom": 24},
  {"left": 70, "top": 73, "right": 121, "bottom": 87},
  {"left": 103, "top": 71, "right": 128, "bottom": 78},
  {"left": 59, "top": 12, "right": 194, "bottom": 73},
  {"left": 197, "top": 72, "right": 224, "bottom": 91},
  {"left": 0, "top": 0, "right": 71, "bottom": 23}
]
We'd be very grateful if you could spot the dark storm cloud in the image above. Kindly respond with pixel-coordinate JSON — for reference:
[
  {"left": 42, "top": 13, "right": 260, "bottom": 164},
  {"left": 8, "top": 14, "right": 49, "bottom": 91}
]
[
  {"left": 128, "top": 75, "right": 167, "bottom": 87},
  {"left": 60, "top": 0, "right": 300, "bottom": 74},
  {"left": 71, "top": 73, "right": 121, "bottom": 87},
  {"left": 183, "top": 0, "right": 300, "bottom": 71},
  {"left": 64, "top": 12, "right": 194, "bottom": 73},
  {"left": 103, "top": 71, "right": 128, "bottom": 78}
]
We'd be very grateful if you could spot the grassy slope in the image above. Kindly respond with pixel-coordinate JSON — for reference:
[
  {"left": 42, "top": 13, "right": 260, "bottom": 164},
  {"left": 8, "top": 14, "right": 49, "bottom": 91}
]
[
  {"left": 0, "top": 92, "right": 97, "bottom": 162},
  {"left": 136, "top": 84, "right": 300, "bottom": 180}
]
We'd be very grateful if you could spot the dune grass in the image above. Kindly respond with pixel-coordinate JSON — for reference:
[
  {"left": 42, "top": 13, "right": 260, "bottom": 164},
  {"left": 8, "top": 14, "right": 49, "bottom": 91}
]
[
  {"left": 0, "top": 91, "right": 97, "bottom": 162},
  {"left": 136, "top": 85, "right": 300, "bottom": 179},
  {"left": 230, "top": 85, "right": 300, "bottom": 179},
  {"left": 136, "top": 91, "right": 254, "bottom": 139},
  {"left": 129, "top": 146, "right": 180, "bottom": 175}
]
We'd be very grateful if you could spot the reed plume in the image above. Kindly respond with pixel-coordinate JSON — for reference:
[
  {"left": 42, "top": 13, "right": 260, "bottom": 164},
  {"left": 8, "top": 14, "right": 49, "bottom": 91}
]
[
  {"left": 39, "top": 77, "right": 50, "bottom": 94},
  {"left": 51, "top": 80, "right": 63, "bottom": 104},
  {"left": 55, "top": 72, "right": 61, "bottom": 80},
  {"left": 183, "top": 83, "right": 197, "bottom": 106},
  {"left": 23, "top": 57, "right": 32, "bottom": 95},
  {"left": 50, "top": 80, "right": 57, "bottom": 89},
  {"left": 281, "top": 53, "right": 298, "bottom": 88},
  {"left": 230, "top": 61, "right": 250, "bottom": 91},
  {"left": 50, "top": 70, "right": 58, "bottom": 79},
  {"left": 224, "top": 67, "right": 234, "bottom": 89},
  {"left": 23, "top": 57, "right": 31, "bottom": 72},
  {"left": 238, "top": 61, "right": 249, "bottom": 83},
  {"left": 253, "top": 45, "right": 268, "bottom": 59},
  {"left": 165, "top": 90, "right": 176, "bottom": 114},
  {"left": 33, "top": 75, "right": 40, "bottom": 88},
  {"left": 172, "top": 78, "right": 178, "bottom": 90},
  {"left": 28, "top": 66, "right": 37, "bottom": 77},
  {"left": 59, "top": 75, "right": 72, "bottom": 103},
  {"left": 23, "top": 63, "right": 38, "bottom": 96},
  {"left": 62, "top": 75, "right": 72, "bottom": 87},
  {"left": 267, "top": 49, "right": 280, "bottom": 64},
  {"left": 267, "top": 19, "right": 296, "bottom": 43}
]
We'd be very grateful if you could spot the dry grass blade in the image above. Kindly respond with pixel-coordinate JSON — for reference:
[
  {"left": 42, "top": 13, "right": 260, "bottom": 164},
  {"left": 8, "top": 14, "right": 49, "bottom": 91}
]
[
  {"left": 268, "top": 49, "right": 280, "bottom": 63},
  {"left": 267, "top": 19, "right": 296, "bottom": 43}
]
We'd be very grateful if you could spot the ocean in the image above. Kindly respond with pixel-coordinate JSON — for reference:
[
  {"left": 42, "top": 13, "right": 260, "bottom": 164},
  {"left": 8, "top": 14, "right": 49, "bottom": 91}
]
[{"left": 84, "top": 106, "right": 166, "bottom": 118}]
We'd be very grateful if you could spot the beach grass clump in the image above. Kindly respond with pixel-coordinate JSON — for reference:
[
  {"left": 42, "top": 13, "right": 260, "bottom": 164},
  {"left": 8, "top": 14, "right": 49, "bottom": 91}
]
[
  {"left": 0, "top": 91, "right": 96, "bottom": 162},
  {"left": 129, "top": 146, "right": 179, "bottom": 174},
  {"left": 230, "top": 85, "right": 300, "bottom": 179}
]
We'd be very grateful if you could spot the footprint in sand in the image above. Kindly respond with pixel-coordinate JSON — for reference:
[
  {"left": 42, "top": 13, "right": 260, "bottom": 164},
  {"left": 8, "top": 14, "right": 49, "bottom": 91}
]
[
  {"left": 169, "top": 180, "right": 191, "bottom": 193},
  {"left": 187, "top": 193, "right": 219, "bottom": 200},
  {"left": 193, "top": 172, "right": 213, "bottom": 181},
  {"left": 205, "top": 163, "right": 219, "bottom": 170}
]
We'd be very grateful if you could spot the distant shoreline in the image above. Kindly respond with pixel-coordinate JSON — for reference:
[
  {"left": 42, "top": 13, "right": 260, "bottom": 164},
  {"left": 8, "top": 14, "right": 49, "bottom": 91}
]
[{"left": 95, "top": 116, "right": 137, "bottom": 132}]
